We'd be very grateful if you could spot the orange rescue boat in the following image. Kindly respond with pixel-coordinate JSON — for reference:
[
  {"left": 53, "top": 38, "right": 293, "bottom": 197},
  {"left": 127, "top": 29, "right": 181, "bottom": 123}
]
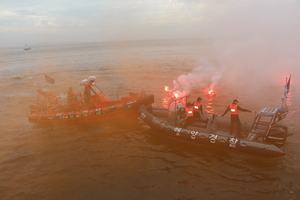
[{"left": 28, "top": 76, "right": 154, "bottom": 125}]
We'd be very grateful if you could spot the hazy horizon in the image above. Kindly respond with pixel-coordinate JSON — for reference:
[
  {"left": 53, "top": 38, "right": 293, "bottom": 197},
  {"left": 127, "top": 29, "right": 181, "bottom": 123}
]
[
  {"left": 1, "top": 0, "right": 300, "bottom": 87},
  {"left": 1, "top": 0, "right": 300, "bottom": 47}
]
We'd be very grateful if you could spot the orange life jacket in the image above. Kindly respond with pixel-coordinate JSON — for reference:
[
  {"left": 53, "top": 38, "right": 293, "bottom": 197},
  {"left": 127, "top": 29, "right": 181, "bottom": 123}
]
[
  {"left": 193, "top": 101, "right": 202, "bottom": 112},
  {"left": 230, "top": 104, "right": 238, "bottom": 115},
  {"left": 186, "top": 107, "right": 194, "bottom": 117}
]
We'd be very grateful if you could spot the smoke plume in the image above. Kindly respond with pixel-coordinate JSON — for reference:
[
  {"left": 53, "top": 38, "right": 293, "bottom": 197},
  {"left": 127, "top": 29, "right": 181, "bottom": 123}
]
[
  {"left": 170, "top": 59, "right": 222, "bottom": 97},
  {"left": 171, "top": 0, "right": 300, "bottom": 99}
]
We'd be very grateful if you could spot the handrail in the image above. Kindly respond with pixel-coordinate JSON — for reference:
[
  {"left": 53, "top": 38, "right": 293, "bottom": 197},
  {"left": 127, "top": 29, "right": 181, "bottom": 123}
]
[{"left": 167, "top": 95, "right": 189, "bottom": 126}]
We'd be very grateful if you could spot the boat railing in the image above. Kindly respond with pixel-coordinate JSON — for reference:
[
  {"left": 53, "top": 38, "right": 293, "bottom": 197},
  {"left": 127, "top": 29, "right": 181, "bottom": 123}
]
[
  {"left": 167, "top": 95, "right": 189, "bottom": 126},
  {"left": 249, "top": 113, "right": 279, "bottom": 140}
]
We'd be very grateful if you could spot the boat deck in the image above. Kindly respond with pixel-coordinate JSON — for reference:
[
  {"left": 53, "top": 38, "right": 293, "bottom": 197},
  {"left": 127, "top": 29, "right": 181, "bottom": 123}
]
[
  {"left": 140, "top": 106, "right": 288, "bottom": 158},
  {"left": 152, "top": 111, "right": 248, "bottom": 138}
]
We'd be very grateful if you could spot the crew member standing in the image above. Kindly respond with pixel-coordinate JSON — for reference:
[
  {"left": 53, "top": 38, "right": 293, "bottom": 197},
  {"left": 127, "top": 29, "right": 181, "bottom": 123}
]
[
  {"left": 221, "top": 99, "right": 251, "bottom": 137},
  {"left": 193, "top": 97, "right": 203, "bottom": 118},
  {"left": 182, "top": 102, "right": 194, "bottom": 128},
  {"left": 83, "top": 86, "right": 90, "bottom": 107},
  {"left": 67, "top": 87, "right": 76, "bottom": 105}
]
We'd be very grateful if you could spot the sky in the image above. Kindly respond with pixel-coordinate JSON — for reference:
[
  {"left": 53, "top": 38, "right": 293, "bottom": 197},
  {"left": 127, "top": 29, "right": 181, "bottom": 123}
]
[
  {"left": 1, "top": 0, "right": 299, "bottom": 48},
  {"left": 1, "top": 0, "right": 299, "bottom": 100}
]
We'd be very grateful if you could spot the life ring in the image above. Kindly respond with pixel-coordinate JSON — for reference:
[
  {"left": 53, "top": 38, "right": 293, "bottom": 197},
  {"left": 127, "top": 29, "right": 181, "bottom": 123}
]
[
  {"left": 82, "top": 110, "right": 88, "bottom": 117},
  {"left": 95, "top": 108, "right": 101, "bottom": 115},
  {"left": 68, "top": 111, "right": 74, "bottom": 118}
]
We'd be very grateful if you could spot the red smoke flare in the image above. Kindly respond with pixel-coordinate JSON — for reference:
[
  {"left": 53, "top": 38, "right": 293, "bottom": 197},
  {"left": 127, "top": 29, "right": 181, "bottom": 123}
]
[
  {"left": 164, "top": 86, "right": 169, "bottom": 92},
  {"left": 207, "top": 89, "right": 216, "bottom": 98}
]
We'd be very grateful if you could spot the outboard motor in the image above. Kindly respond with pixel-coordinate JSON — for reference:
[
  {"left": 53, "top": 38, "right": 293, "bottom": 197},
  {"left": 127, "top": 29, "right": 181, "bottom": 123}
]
[
  {"left": 247, "top": 107, "right": 289, "bottom": 148},
  {"left": 265, "top": 124, "right": 288, "bottom": 147}
]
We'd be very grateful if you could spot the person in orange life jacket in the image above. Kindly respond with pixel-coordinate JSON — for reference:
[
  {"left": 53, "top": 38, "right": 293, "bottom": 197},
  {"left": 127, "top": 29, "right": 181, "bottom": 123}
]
[
  {"left": 221, "top": 99, "right": 251, "bottom": 137},
  {"left": 182, "top": 102, "right": 194, "bottom": 128},
  {"left": 67, "top": 87, "right": 77, "bottom": 104},
  {"left": 193, "top": 97, "right": 203, "bottom": 118}
]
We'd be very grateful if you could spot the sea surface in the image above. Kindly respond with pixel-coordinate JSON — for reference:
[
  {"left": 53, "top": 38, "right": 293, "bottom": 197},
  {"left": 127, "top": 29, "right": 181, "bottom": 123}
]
[{"left": 0, "top": 39, "right": 299, "bottom": 200}]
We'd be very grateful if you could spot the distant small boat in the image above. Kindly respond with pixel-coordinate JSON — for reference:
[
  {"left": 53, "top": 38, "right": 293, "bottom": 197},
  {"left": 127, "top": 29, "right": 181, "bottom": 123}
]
[{"left": 24, "top": 44, "right": 31, "bottom": 50}]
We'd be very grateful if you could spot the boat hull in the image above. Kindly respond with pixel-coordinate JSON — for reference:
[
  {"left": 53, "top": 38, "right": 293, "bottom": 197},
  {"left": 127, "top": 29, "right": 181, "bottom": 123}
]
[
  {"left": 29, "top": 95, "right": 154, "bottom": 125},
  {"left": 139, "top": 105, "right": 285, "bottom": 158}
]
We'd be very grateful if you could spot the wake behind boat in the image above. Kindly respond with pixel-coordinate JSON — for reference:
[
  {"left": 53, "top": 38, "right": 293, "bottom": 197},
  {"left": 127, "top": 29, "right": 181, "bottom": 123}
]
[
  {"left": 139, "top": 75, "right": 293, "bottom": 158},
  {"left": 28, "top": 75, "right": 154, "bottom": 125}
]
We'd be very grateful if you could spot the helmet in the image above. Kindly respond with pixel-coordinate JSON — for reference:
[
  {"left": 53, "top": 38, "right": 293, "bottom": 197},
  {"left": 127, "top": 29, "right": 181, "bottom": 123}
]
[
  {"left": 88, "top": 76, "right": 96, "bottom": 82},
  {"left": 233, "top": 99, "right": 239, "bottom": 103},
  {"left": 81, "top": 79, "right": 89, "bottom": 85}
]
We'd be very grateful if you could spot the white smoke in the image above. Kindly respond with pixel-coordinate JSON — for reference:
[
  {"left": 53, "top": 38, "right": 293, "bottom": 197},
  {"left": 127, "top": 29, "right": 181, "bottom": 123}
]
[
  {"left": 209, "top": 0, "right": 300, "bottom": 88},
  {"left": 170, "top": 58, "right": 222, "bottom": 97}
]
